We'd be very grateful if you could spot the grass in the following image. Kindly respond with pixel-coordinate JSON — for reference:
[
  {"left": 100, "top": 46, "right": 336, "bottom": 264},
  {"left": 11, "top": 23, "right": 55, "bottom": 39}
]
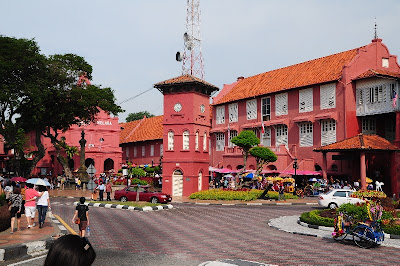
[{"left": 87, "top": 200, "right": 163, "bottom": 207}]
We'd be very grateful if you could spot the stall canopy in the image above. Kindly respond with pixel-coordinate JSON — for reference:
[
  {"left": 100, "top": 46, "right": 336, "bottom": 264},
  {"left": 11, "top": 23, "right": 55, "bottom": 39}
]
[{"left": 281, "top": 170, "right": 322, "bottom": 176}]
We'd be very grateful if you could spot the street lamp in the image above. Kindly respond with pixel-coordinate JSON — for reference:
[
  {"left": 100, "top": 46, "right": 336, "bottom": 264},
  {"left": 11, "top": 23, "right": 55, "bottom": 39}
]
[{"left": 293, "top": 158, "right": 298, "bottom": 195}]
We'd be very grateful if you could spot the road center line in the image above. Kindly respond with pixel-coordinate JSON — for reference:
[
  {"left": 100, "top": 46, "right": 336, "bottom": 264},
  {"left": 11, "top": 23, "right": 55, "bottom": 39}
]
[{"left": 53, "top": 214, "right": 78, "bottom": 235}]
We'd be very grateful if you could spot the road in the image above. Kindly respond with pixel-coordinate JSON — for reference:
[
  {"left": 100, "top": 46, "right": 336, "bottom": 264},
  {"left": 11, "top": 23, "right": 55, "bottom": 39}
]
[{"left": 6, "top": 198, "right": 400, "bottom": 265}]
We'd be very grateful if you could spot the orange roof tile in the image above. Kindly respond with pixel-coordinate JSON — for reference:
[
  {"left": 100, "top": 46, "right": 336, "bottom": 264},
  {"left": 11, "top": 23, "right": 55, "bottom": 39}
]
[
  {"left": 353, "top": 69, "right": 400, "bottom": 80},
  {"left": 314, "top": 134, "right": 399, "bottom": 152},
  {"left": 120, "top": 115, "right": 163, "bottom": 144},
  {"left": 154, "top": 74, "right": 219, "bottom": 90},
  {"left": 214, "top": 48, "right": 361, "bottom": 105}
]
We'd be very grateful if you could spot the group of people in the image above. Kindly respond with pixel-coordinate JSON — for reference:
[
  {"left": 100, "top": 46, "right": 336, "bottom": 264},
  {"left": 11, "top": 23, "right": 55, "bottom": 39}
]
[{"left": 4, "top": 180, "right": 51, "bottom": 233}]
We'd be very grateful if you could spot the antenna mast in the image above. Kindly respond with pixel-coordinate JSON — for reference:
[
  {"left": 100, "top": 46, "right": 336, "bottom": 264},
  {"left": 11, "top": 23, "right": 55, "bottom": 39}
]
[{"left": 182, "top": 0, "right": 204, "bottom": 79}]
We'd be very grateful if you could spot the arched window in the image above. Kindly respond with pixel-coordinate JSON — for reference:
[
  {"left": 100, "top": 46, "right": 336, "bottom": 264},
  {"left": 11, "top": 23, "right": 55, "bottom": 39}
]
[
  {"left": 183, "top": 130, "right": 189, "bottom": 150},
  {"left": 203, "top": 131, "right": 207, "bottom": 151},
  {"left": 168, "top": 131, "right": 174, "bottom": 150},
  {"left": 195, "top": 131, "right": 199, "bottom": 150}
]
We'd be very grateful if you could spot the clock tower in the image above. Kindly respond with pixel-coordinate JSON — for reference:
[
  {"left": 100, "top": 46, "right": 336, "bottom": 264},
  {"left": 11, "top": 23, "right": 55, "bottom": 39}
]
[{"left": 155, "top": 75, "right": 218, "bottom": 197}]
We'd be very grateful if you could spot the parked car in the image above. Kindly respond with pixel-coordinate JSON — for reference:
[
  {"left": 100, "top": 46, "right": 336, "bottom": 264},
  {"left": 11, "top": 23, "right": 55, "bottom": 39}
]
[
  {"left": 114, "top": 185, "right": 172, "bottom": 203},
  {"left": 318, "top": 189, "right": 364, "bottom": 209}
]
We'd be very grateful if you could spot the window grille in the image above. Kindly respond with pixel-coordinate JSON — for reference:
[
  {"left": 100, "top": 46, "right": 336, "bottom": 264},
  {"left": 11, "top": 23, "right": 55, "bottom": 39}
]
[
  {"left": 228, "top": 130, "right": 238, "bottom": 147},
  {"left": 216, "top": 106, "right": 225, "bottom": 124},
  {"left": 275, "top": 93, "right": 288, "bottom": 116},
  {"left": 168, "top": 131, "right": 174, "bottom": 150},
  {"left": 246, "top": 99, "right": 257, "bottom": 120},
  {"left": 216, "top": 132, "right": 225, "bottom": 151},
  {"left": 229, "top": 103, "right": 238, "bottom": 123},
  {"left": 299, "top": 122, "right": 313, "bottom": 147},
  {"left": 321, "top": 119, "right": 336, "bottom": 146},
  {"left": 362, "top": 118, "right": 376, "bottom": 134},
  {"left": 183, "top": 130, "right": 190, "bottom": 150},
  {"left": 195, "top": 131, "right": 199, "bottom": 150},
  {"left": 261, "top": 97, "right": 271, "bottom": 121},
  {"left": 275, "top": 124, "right": 288, "bottom": 147},
  {"left": 203, "top": 131, "right": 207, "bottom": 151},
  {"left": 150, "top": 145, "right": 154, "bottom": 156}
]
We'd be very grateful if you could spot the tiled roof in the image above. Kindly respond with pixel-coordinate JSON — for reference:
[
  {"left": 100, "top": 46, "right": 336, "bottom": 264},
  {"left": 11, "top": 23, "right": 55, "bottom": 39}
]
[
  {"left": 214, "top": 48, "right": 361, "bottom": 105},
  {"left": 353, "top": 69, "right": 400, "bottom": 80},
  {"left": 154, "top": 74, "right": 219, "bottom": 90},
  {"left": 314, "top": 134, "right": 399, "bottom": 152},
  {"left": 120, "top": 115, "right": 163, "bottom": 144}
]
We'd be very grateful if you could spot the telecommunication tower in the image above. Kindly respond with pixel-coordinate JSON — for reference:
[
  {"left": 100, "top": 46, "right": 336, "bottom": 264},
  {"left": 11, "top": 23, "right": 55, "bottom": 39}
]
[{"left": 176, "top": 0, "right": 204, "bottom": 79}]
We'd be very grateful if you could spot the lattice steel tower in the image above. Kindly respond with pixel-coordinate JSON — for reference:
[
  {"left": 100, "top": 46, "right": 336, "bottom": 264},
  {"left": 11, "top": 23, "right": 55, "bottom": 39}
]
[{"left": 181, "top": 0, "right": 204, "bottom": 79}]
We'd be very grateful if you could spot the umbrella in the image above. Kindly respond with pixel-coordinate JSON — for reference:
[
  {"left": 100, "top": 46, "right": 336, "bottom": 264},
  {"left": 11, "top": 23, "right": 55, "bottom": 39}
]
[
  {"left": 11, "top": 176, "right": 27, "bottom": 182},
  {"left": 26, "top": 178, "right": 51, "bottom": 187},
  {"left": 366, "top": 177, "right": 373, "bottom": 183},
  {"left": 309, "top": 178, "right": 318, "bottom": 182},
  {"left": 223, "top": 174, "right": 234, "bottom": 178},
  {"left": 245, "top": 173, "right": 254, "bottom": 178}
]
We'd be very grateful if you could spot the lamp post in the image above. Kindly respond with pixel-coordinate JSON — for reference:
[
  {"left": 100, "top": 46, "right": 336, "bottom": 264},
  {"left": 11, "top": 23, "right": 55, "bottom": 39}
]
[
  {"left": 293, "top": 158, "right": 298, "bottom": 195},
  {"left": 78, "top": 129, "right": 89, "bottom": 189}
]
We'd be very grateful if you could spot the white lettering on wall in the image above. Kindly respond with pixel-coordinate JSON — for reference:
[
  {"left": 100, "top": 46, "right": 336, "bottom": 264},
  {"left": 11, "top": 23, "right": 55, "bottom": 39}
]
[{"left": 96, "top": 121, "right": 112, "bottom": 125}]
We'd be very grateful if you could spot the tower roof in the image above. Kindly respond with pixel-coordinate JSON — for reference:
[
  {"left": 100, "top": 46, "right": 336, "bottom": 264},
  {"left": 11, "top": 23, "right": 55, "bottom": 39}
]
[{"left": 154, "top": 74, "right": 219, "bottom": 95}]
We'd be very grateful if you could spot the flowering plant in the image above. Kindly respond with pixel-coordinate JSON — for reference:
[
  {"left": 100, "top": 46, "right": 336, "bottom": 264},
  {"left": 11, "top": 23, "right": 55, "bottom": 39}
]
[{"left": 350, "top": 190, "right": 386, "bottom": 199}]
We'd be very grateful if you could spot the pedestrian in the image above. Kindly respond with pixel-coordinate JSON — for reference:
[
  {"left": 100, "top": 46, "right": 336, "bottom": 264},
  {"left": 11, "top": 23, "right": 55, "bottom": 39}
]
[
  {"left": 105, "top": 181, "right": 112, "bottom": 201},
  {"left": 72, "top": 197, "right": 90, "bottom": 237},
  {"left": 96, "top": 181, "right": 105, "bottom": 201},
  {"left": 44, "top": 234, "right": 96, "bottom": 266},
  {"left": 37, "top": 185, "right": 51, "bottom": 228},
  {"left": 9, "top": 187, "right": 22, "bottom": 233},
  {"left": 24, "top": 183, "right": 42, "bottom": 228},
  {"left": 278, "top": 183, "right": 285, "bottom": 201},
  {"left": 61, "top": 176, "right": 65, "bottom": 190}
]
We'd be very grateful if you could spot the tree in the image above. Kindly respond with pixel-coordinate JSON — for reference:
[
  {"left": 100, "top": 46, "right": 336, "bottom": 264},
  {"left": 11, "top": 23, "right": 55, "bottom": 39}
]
[
  {"left": 126, "top": 111, "right": 154, "bottom": 122},
  {"left": 249, "top": 146, "right": 278, "bottom": 177},
  {"left": 230, "top": 130, "right": 260, "bottom": 173}
]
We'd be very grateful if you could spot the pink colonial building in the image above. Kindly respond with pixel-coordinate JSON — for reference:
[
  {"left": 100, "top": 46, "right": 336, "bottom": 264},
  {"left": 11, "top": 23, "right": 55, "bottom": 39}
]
[
  {"left": 119, "top": 115, "right": 164, "bottom": 167},
  {"left": 32, "top": 110, "right": 122, "bottom": 176},
  {"left": 210, "top": 38, "right": 400, "bottom": 195}
]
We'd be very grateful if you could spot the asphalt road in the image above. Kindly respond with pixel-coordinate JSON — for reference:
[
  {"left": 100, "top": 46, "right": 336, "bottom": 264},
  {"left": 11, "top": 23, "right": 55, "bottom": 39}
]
[{"left": 5, "top": 198, "right": 400, "bottom": 265}]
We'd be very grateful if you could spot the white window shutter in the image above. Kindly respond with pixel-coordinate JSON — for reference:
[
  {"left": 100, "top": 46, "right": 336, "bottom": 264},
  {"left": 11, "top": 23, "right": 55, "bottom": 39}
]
[
  {"left": 216, "top": 106, "right": 225, "bottom": 124},
  {"left": 299, "top": 88, "right": 313, "bottom": 113},
  {"left": 276, "top": 93, "right": 288, "bottom": 116},
  {"left": 320, "top": 83, "right": 336, "bottom": 110},
  {"left": 246, "top": 99, "right": 257, "bottom": 120},
  {"left": 229, "top": 103, "right": 238, "bottom": 123}
]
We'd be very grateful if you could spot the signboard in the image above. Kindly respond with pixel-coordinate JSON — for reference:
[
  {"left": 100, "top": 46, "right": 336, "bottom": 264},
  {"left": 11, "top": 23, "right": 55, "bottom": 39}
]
[
  {"left": 87, "top": 179, "right": 96, "bottom": 193},
  {"left": 86, "top": 164, "right": 96, "bottom": 177}
]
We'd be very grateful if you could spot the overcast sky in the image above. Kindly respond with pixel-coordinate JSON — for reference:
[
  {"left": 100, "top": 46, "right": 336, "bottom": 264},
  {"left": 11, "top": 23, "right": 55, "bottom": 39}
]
[{"left": 1, "top": 0, "right": 400, "bottom": 122}]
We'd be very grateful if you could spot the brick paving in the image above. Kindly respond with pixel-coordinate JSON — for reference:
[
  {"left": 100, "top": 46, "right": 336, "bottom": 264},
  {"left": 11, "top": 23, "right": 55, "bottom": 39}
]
[{"left": 51, "top": 199, "right": 400, "bottom": 265}]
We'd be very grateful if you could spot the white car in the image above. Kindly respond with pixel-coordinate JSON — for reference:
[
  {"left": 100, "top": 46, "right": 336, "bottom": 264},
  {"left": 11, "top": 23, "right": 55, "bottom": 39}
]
[{"left": 318, "top": 189, "right": 364, "bottom": 209}]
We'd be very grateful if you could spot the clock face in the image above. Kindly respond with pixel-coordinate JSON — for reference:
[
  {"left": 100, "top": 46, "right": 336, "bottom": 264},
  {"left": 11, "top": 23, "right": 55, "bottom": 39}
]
[
  {"left": 200, "top": 104, "right": 205, "bottom": 113},
  {"left": 174, "top": 103, "right": 182, "bottom": 112}
]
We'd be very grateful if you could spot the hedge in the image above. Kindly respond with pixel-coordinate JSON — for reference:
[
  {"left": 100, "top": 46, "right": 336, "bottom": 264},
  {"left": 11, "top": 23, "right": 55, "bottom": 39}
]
[
  {"left": 189, "top": 189, "right": 298, "bottom": 201},
  {"left": 300, "top": 209, "right": 334, "bottom": 227}
]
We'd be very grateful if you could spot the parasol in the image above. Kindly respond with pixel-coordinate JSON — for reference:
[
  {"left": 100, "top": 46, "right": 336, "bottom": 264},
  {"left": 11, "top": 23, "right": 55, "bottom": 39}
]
[
  {"left": 26, "top": 178, "right": 51, "bottom": 187},
  {"left": 11, "top": 176, "right": 27, "bottom": 182}
]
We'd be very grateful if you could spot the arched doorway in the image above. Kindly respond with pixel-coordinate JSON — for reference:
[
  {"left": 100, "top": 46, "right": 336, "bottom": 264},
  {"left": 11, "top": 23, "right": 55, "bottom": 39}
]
[
  {"left": 198, "top": 171, "right": 203, "bottom": 191},
  {"left": 172, "top": 169, "right": 183, "bottom": 196},
  {"left": 104, "top": 158, "right": 114, "bottom": 172},
  {"left": 85, "top": 158, "right": 94, "bottom": 168}
]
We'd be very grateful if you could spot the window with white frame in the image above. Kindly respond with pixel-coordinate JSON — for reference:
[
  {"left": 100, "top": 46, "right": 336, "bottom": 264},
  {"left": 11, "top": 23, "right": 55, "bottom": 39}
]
[
  {"left": 369, "top": 85, "right": 385, "bottom": 103},
  {"left": 385, "top": 119, "right": 395, "bottom": 142},
  {"left": 216, "top": 106, "right": 225, "bottom": 124},
  {"left": 299, "top": 88, "right": 313, "bottom": 113},
  {"left": 142, "top": 146, "right": 145, "bottom": 156},
  {"left": 134, "top": 147, "right": 137, "bottom": 157},
  {"left": 299, "top": 122, "right": 313, "bottom": 147},
  {"left": 275, "top": 124, "right": 288, "bottom": 147},
  {"left": 126, "top": 147, "right": 129, "bottom": 157},
  {"left": 160, "top": 144, "right": 163, "bottom": 156},
  {"left": 320, "top": 83, "right": 336, "bottom": 109},
  {"left": 195, "top": 131, "right": 199, "bottom": 150},
  {"left": 382, "top": 58, "right": 389, "bottom": 68},
  {"left": 229, "top": 103, "right": 238, "bottom": 123},
  {"left": 246, "top": 99, "right": 257, "bottom": 120},
  {"left": 150, "top": 145, "right": 154, "bottom": 156},
  {"left": 183, "top": 130, "right": 189, "bottom": 150},
  {"left": 321, "top": 119, "right": 336, "bottom": 146},
  {"left": 252, "top": 128, "right": 258, "bottom": 138},
  {"left": 261, "top": 127, "right": 271, "bottom": 147},
  {"left": 216, "top": 132, "right": 225, "bottom": 151},
  {"left": 168, "top": 131, "right": 174, "bottom": 150},
  {"left": 203, "top": 131, "right": 207, "bottom": 151},
  {"left": 362, "top": 118, "right": 376, "bottom": 134},
  {"left": 261, "top": 97, "right": 271, "bottom": 121},
  {"left": 275, "top": 93, "right": 288, "bottom": 116},
  {"left": 228, "top": 130, "right": 238, "bottom": 147}
]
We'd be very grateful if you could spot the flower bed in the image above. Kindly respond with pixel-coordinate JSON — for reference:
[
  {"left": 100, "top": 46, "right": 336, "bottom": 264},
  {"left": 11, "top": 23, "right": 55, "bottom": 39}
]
[
  {"left": 189, "top": 189, "right": 298, "bottom": 201},
  {"left": 350, "top": 190, "right": 386, "bottom": 199}
]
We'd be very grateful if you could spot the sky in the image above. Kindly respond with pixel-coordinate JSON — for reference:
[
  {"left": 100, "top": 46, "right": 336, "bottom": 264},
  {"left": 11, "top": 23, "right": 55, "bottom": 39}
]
[{"left": 1, "top": 0, "right": 400, "bottom": 122}]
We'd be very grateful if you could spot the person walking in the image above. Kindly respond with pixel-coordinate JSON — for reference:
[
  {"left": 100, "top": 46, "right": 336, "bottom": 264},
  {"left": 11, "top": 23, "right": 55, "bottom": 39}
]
[
  {"left": 9, "top": 187, "right": 23, "bottom": 233},
  {"left": 105, "top": 181, "right": 112, "bottom": 201},
  {"left": 72, "top": 197, "right": 90, "bottom": 237},
  {"left": 24, "top": 183, "right": 42, "bottom": 228},
  {"left": 96, "top": 181, "right": 105, "bottom": 201},
  {"left": 37, "top": 185, "right": 51, "bottom": 228},
  {"left": 278, "top": 183, "right": 285, "bottom": 201}
]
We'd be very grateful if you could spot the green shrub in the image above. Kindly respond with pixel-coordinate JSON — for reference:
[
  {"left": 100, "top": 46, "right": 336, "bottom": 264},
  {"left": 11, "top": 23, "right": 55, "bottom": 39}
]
[
  {"left": 382, "top": 224, "right": 400, "bottom": 235},
  {"left": 189, "top": 189, "right": 297, "bottom": 201},
  {"left": 300, "top": 210, "right": 334, "bottom": 227},
  {"left": 131, "top": 178, "right": 148, "bottom": 186},
  {"left": 0, "top": 204, "right": 11, "bottom": 232}
]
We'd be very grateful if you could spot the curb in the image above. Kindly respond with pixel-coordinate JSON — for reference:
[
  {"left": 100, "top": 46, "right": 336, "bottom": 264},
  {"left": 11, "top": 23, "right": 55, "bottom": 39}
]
[
  {"left": 173, "top": 201, "right": 318, "bottom": 206},
  {"left": 74, "top": 202, "right": 174, "bottom": 212},
  {"left": 297, "top": 218, "right": 400, "bottom": 239},
  {"left": 0, "top": 214, "right": 64, "bottom": 262}
]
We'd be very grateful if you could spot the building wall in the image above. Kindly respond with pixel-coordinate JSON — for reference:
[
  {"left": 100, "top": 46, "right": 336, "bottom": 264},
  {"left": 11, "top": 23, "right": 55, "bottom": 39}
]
[{"left": 121, "top": 139, "right": 163, "bottom": 166}]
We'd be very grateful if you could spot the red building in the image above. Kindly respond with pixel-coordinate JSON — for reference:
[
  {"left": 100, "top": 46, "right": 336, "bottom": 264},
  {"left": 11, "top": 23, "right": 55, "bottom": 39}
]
[
  {"left": 120, "top": 115, "right": 164, "bottom": 167},
  {"left": 210, "top": 38, "right": 400, "bottom": 194},
  {"left": 31, "top": 110, "right": 122, "bottom": 177}
]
